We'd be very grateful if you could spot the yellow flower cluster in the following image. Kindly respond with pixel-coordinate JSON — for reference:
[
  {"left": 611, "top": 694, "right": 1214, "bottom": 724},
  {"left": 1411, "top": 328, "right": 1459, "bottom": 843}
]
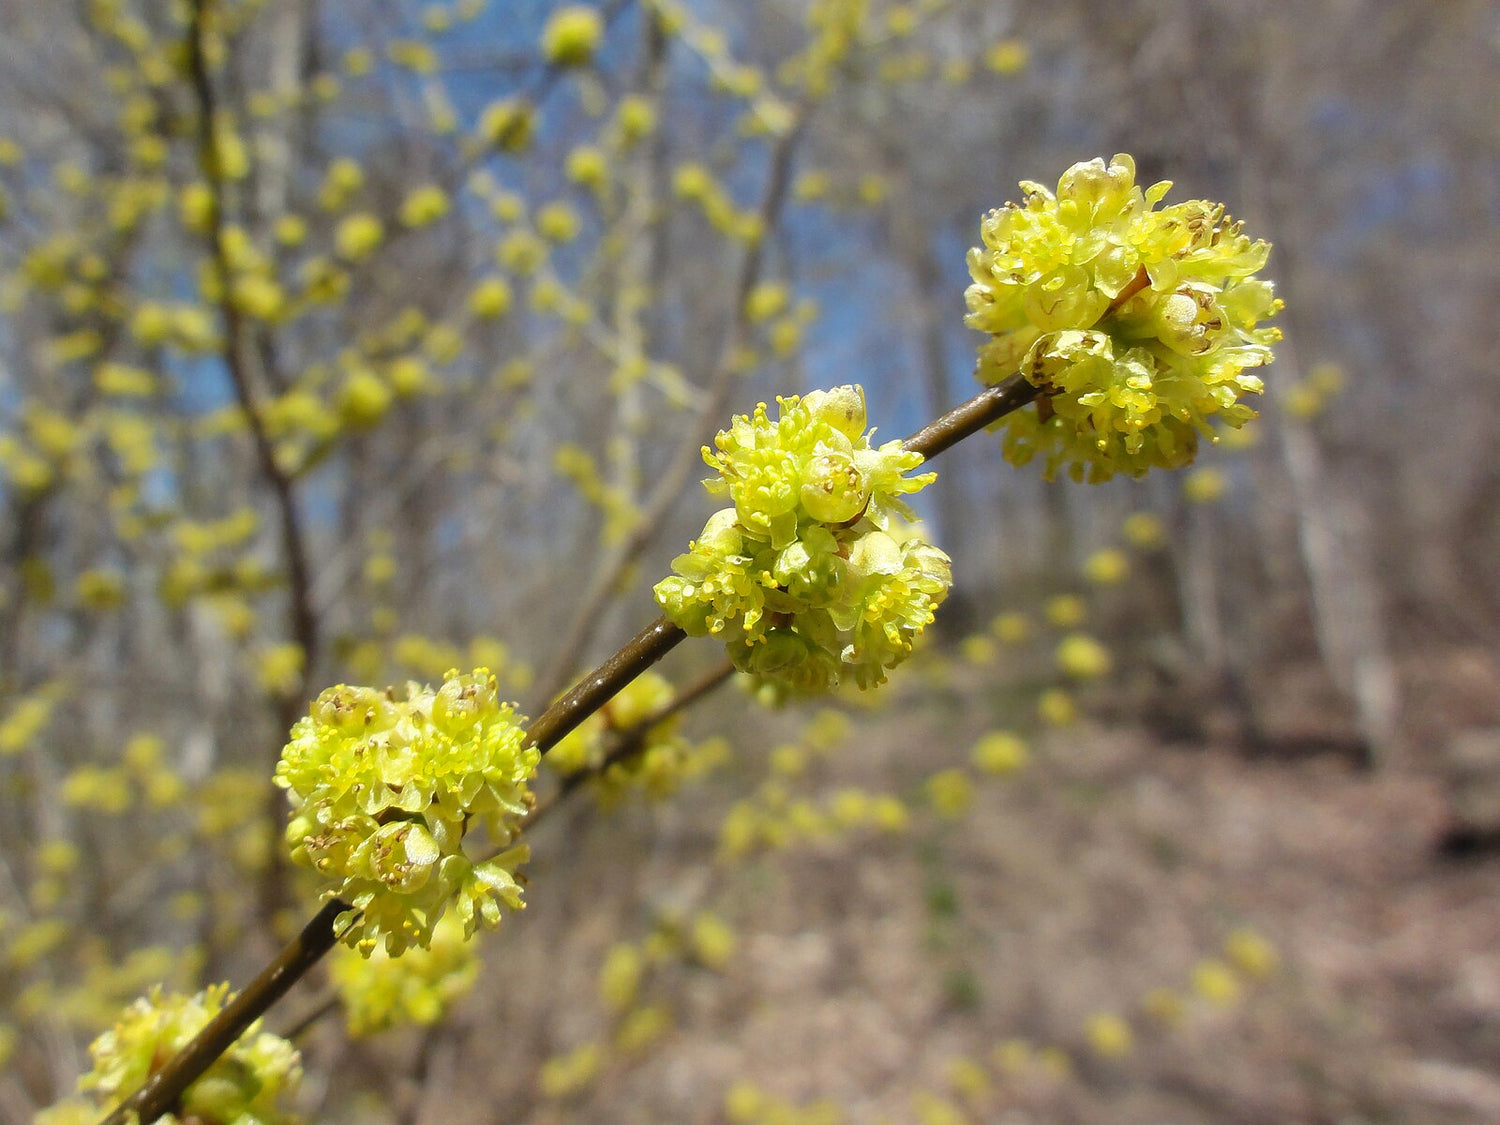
[
  {"left": 655, "top": 385, "right": 950, "bottom": 693},
  {"left": 274, "top": 668, "right": 538, "bottom": 954},
  {"left": 967, "top": 154, "right": 1281, "bottom": 481},
  {"left": 37, "top": 985, "right": 300, "bottom": 1125}
]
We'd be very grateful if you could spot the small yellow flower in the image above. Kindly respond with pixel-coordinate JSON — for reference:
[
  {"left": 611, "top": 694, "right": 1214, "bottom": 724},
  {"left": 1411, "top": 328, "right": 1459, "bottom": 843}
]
[
  {"left": 335, "top": 212, "right": 384, "bottom": 261},
  {"left": 971, "top": 731, "right": 1028, "bottom": 775},
  {"left": 745, "top": 281, "right": 790, "bottom": 323},
  {"left": 1084, "top": 1011, "right": 1133, "bottom": 1058},
  {"left": 913, "top": 1092, "right": 972, "bottom": 1125},
  {"left": 945, "top": 1055, "right": 991, "bottom": 1099},
  {"left": 273, "top": 214, "right": 308, "bottom": 246},
  {"left": 387, "top": 38, "right": 438, "bottom": 74},
  {"left": 992, "top": 1038, "right": 1032, "bottom": 1073},
  {"left": 336, "top": 371, "right": 393, "bottom": 428},
  {"left": 673, "top": 162, "right": 712, "bottom": 200},
  {"left": 1082, "top": 547, "right": 1129, "bottom": 586},
  {"left": 1037, "top": 688, "right": 1076, "bottom": 727},
  {"left": 538, "top": 1042, "right": 601, "bottom": 1100},
  {"left": 1044, "top": 594, "right": 1086, "bottom": 628},
  {"left": 1121, "top": 511, "right": 1166, "bottom": 549},
  {"left": 598, "top": 942, "right": 644, "bottom": 1012},
  {"left": 76, "top": 569, "right": 126, "bottom": 610},
  {"left": 1182, "top": 467, "right": 1226, "bottom": 504},
  {"left": 926, "top": 768, "right": 975, "bottom": 820},
  {"left": 795, "top": 170, "right": 830, "bottom": 200},
  {"left": 1224, "top": 929, "right": 1278, "bottom": 979},
  {"left": 256, "top": 643, "right": 305, "bottom": 696},
  {"left": 536, "top": 201, "right": 580, "bottom": 243},
  {"left": 343, "top": 47, "right": 373, "bottom": 75},
  {"left": 1191, "top": 958, "right": 1242, "bottom": 1007},
  {"left": 690, "top": 913, "right": 737, "bottom": 970},
  {"left": 614, "top": 95, "right": 656, "bottom": 143},
  {"left": 400, "top": 185, "right": 450, "bottom": 228},
  {"left": 724, "top": 1081, "right": 765, "bottom": 1122},
  {"left": 1055, "top": 633, "right": 1112, "bottom": 679},
  {"left": 984, "top": 39, "right": 1028, "bottom": 75},
  {"left": 566, "top": 145, "right": 608, "bottom": 188},
  {"left": 1309, "top": 361, "right": 1345, "bottom": 396},
  {"left": 179, "top": 182, "right": 214, "bottom": 232},
  {"left": 871, "top": 794, "right": 909, "bottom": 832},
  {"left": 769, "top": 742, "right": 807, "bottom": 776},
  {"left": 615, "top": 1005, "right": 671, "bottom": 1054},
  {"left": 960, "top": 635, "right": 997, "bottom": 665},
  {"left": 318, "top": 157, "right": 364, "bottom": 210},
  {"left": 468, "top": 276, "right": 513, "bottom": 318},
  {"left": 478, "top": 98, "right": 535, "bottom": 152},
  {"left": 541, "top": 5, "right": 604, "bottom": 67},
  {"left": 1283, "top": 382, "right": 1325, "bottom": 420},
  {"left": 991, "top": 612, "right": 1030, "bottom": 644}
]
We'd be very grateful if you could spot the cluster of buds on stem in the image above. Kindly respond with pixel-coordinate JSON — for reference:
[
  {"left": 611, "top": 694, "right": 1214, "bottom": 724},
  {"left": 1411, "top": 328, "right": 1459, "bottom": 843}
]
[
  {"left": 655, "top": 385, "right": 951, "bottom": 692},
  {"left": 966, "top": 153, "right": 1281, "bottom": 481}
]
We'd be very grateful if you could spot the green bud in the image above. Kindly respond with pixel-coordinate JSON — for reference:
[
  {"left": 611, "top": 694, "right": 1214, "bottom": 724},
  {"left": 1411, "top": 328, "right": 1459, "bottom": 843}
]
[
  {"left": 800, "top": 450, "right": 867, "bottom": 523},
  {"left": 802, "top": 383, "right": 866, "bottom": 441}
]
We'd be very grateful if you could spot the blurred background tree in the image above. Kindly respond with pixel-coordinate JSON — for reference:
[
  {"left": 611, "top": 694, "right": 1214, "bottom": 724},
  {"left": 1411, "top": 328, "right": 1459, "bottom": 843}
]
[{"left": 2, "top": 1, "right": 1498, "bottom": 1122}]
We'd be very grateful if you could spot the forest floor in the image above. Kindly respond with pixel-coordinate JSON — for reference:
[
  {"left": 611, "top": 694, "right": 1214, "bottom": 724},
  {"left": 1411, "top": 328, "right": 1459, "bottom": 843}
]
[{"left": 328, "top": 645, "right": 1500, "bottom": 1125}]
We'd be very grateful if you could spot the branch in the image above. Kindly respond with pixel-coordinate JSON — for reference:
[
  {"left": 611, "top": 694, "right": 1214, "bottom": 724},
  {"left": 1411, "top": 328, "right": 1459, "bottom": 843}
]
[
  {"left": 185, "top": 0, "right": 319, "bottom": 678},
  {"left": 525, "top": 659, "right": 738, "bottom": 832},
  {"left": 902, "top": 371, "right": 1038, "bottom": 460},
  {"left": 94, "top": 372, "right": 1039, "bottom": 1125}
]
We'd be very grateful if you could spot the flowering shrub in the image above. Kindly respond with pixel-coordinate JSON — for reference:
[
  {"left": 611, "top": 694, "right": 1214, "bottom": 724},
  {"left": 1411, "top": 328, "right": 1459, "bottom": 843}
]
[{"left": 18, "top": 105, "right": 1285, "bottom": 1116}]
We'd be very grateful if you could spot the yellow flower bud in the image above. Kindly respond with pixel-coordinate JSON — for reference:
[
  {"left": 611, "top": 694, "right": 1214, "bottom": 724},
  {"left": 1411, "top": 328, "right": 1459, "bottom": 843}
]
[{"left": 541, "top": 5, "right": 603, "bottom": 67}]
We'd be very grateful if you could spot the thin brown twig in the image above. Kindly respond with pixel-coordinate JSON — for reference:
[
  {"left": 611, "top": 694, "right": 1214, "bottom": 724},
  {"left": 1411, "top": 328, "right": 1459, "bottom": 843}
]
[
  {"left": 279, "top": 991, "right": 341, "bottom": 1044},
  {"left": 524, "top": 660, "right": 738, "bottom": 833},
  {"left": 182, "top": 0, "right": 322, "bottom": 976},
  {"left": 902, "top": 372, "right": 1038, "bottom": 461},
  {"left": 185, "top": 0, "right": 319, "bottom": 679}
]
